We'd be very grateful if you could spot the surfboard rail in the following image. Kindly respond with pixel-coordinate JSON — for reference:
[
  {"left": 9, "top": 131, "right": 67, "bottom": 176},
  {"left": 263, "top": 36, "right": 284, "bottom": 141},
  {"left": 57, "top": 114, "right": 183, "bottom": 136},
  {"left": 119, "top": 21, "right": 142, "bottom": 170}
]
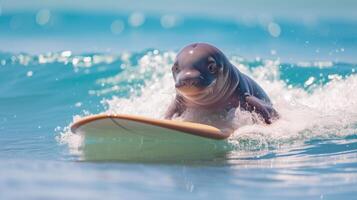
[{"left": 71, "top": 114, "right": 231, "bottom": 140}]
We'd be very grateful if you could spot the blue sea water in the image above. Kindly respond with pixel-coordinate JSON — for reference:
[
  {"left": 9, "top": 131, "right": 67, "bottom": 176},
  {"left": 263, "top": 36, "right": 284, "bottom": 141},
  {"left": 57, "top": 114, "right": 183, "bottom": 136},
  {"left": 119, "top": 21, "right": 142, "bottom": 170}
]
[{"left": 1, "top": 10, "right": 357, "bottom": 199}]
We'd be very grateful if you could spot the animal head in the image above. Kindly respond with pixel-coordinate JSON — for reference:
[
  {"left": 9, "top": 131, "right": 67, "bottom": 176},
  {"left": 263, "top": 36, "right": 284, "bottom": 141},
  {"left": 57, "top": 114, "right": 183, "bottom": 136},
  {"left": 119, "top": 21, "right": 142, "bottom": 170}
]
[{"left": 171, "top": 43, "right": 239, "bottom": 107}]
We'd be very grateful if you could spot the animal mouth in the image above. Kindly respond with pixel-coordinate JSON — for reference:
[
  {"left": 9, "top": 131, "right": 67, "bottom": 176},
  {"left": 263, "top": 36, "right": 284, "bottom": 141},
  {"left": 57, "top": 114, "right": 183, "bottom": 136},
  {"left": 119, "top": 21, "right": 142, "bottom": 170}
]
[
  {"left": 176, "top": 84, "right": 205, "bottom": 95},
  {"left": 176, "top": 79, "right": 216, "bottom": 96}
]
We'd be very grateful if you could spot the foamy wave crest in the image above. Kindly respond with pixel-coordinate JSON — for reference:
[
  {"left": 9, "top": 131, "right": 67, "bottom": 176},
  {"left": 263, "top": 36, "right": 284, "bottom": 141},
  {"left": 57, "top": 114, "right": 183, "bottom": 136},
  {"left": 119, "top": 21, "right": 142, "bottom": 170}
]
[
  {"left": 230, "top": 62, "right": 357, "bottom": 150},
  {"left": 59, "top": 51, "right": 357, "bottom": 151},
  {"left": 102, "top": 51, "right": 176, "bottom": 117}
]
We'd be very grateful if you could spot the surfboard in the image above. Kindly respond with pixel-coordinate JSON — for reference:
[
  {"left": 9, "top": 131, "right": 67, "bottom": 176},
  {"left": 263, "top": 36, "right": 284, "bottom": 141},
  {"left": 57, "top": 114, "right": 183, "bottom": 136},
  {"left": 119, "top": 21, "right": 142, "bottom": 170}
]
[{"left": 70, "top": 114, "right": 233, "bottom": 161}]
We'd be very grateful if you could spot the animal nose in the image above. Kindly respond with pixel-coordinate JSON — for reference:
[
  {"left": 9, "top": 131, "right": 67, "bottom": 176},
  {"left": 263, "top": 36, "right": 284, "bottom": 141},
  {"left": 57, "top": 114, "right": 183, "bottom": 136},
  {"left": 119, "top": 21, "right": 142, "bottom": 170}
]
[
  {"left": 175, "top": 70, "right": 202, "bottom": 88},
  {"left": 175, "top": 78, "right": 200, "bottom": 88}
]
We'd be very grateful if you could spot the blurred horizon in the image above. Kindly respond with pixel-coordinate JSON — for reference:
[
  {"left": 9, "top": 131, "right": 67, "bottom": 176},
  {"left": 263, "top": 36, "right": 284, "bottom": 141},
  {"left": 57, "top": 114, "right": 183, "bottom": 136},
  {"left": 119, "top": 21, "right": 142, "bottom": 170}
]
[
  {"left": 0, "top": 0, "right": 356, "bottom": 62},
  {"left": 2, "top": 0, "right": 357, "bottom": 20}
]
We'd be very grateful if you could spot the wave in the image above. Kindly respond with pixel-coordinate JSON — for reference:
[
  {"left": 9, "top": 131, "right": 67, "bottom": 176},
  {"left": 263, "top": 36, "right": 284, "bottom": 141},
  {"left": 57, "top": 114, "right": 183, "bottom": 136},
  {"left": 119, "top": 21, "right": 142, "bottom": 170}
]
[{"left": 9, "top": 50, "right": 353, "bottom": 151}]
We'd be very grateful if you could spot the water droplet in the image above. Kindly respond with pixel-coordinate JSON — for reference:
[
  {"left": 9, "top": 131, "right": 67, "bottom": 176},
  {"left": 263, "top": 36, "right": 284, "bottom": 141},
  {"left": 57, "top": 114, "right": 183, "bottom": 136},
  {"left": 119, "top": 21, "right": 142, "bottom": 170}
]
[
  {"left": 54, "top": 126, "right": 61, "bottom": 132},
  {"left": 26, "top": 71, "right": 33, "bottom": 77},
  {"left": 128, "top": 12, "right": 145, "bottom": 27},
  {"left": 72, "top": 58, "right": 79, "bottom": 66},
  {"left": 36, "top": 9, "right": 51, "bottom": 26},
  {"left": 267, "top": 22, "right": 281, "bottom": 38},
  {"left": 83, "top": 56, "right": 92, "bottom": 63},
  {"left": 160, "top": 15, "right": 178, "bottom": 29},
  {"left": 304, "top": 76, "right": 315, "bottom": 86},
  {"left": 61, "top": 51, "right": 72, "bottom": 57},
  {"left": 111, "top": 19, "right": 125, "bottom": 34}
]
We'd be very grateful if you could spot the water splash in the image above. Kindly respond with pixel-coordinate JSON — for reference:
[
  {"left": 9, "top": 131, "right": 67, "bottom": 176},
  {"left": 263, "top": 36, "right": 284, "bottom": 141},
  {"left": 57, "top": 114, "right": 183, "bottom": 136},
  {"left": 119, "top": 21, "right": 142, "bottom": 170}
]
[{"left": 55, "top": 50, "right": 357, "bottom": 152}]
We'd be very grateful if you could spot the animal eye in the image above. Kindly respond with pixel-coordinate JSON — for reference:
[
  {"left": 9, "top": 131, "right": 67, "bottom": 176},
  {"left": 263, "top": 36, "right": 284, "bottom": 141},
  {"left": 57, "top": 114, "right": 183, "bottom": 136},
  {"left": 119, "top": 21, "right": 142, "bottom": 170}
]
[
  {"left": 172, "top": 65, "right": 179, "bottom": 72},
  {"left": 207, "top": 56, "right": 217, "bottom": 74},
  {"left": 207, "top": 64, "right": 217, "bottom": 74}
]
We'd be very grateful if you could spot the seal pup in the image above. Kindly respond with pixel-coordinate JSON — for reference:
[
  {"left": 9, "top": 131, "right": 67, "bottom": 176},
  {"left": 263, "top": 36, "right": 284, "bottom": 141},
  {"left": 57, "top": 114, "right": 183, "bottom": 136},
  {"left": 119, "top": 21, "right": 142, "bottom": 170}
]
[{"left": 165, "top": 43, "right": 278, "bottom": 124}]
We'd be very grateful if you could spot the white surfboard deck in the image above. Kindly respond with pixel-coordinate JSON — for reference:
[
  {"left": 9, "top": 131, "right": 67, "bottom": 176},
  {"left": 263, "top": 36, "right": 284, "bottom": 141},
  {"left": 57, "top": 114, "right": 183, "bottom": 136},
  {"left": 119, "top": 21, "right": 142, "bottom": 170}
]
[{"left": 70, "top": 114, "right": 233, "bottom": 161}]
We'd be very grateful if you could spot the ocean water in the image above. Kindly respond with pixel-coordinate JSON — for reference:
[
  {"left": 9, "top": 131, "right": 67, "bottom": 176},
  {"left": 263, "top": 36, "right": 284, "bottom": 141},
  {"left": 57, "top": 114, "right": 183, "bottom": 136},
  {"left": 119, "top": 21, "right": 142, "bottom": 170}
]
[{"left": 1, "top": 10, "right": 357, "bottom": 199}]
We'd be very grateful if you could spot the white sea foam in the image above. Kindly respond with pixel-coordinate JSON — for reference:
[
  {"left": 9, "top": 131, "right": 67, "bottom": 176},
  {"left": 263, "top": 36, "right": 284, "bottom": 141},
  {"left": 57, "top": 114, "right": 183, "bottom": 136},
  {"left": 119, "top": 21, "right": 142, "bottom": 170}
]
[{"left": 59, "top": 51, "right": 357, "bottom": 151}]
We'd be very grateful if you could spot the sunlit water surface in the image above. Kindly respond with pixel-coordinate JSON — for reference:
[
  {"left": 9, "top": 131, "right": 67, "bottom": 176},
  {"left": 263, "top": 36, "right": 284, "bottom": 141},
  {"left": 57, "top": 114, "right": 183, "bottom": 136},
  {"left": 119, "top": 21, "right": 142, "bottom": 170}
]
[{"left": 1, "top": 11, "right": 357, "bottom": 200}]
